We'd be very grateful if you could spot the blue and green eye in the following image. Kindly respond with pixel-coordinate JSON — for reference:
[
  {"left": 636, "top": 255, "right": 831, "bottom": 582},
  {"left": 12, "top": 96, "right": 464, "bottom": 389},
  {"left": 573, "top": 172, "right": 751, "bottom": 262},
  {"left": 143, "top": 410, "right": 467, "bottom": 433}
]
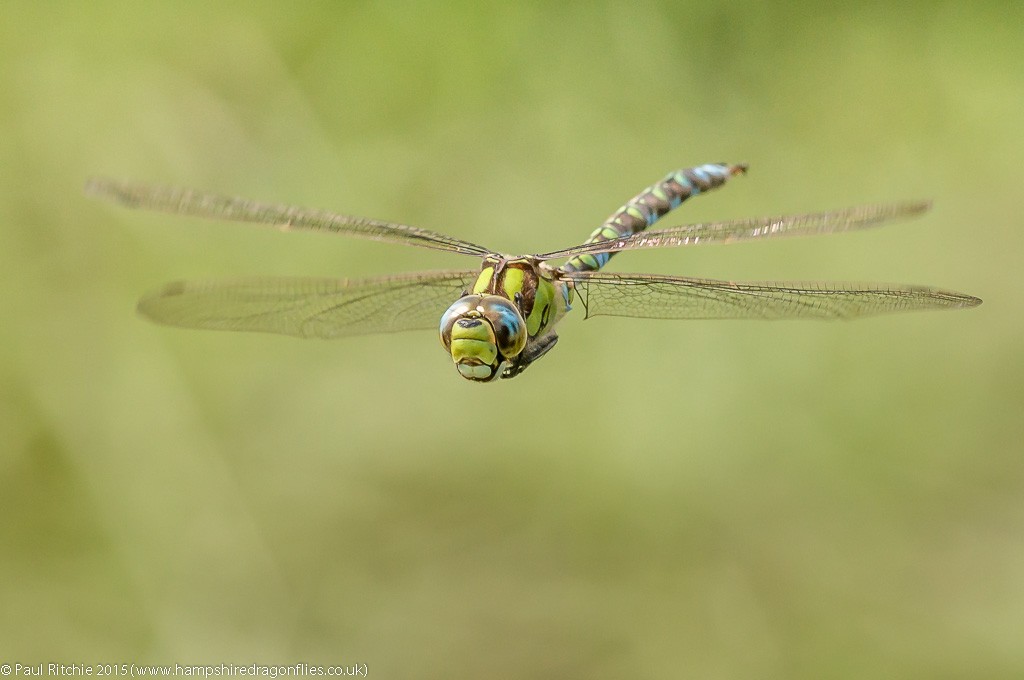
[{"left": 482, "top": 297, "right": 527, "bottom": 357}]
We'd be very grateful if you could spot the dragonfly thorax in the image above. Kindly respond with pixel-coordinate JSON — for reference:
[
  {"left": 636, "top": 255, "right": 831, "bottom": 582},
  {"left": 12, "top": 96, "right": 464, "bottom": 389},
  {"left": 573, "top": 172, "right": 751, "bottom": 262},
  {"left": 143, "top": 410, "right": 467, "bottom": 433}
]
[{"left": 439, "top": 294, "right": 527, "bottom": 382}]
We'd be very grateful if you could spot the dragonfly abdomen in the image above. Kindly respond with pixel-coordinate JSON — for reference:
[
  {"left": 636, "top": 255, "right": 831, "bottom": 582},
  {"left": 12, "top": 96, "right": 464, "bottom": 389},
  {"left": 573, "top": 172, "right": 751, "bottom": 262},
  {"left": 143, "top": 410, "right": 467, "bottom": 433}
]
[{"left": 562, "top": 162, "right": 747, "bottom": 273}]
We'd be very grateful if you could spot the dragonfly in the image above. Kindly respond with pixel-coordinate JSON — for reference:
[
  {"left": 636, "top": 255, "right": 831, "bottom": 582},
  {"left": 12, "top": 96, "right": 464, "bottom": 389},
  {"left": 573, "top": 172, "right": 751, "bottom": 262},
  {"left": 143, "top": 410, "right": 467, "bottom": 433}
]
[{"left": 86, "top": 163, "right": 981, "bottom": 382}]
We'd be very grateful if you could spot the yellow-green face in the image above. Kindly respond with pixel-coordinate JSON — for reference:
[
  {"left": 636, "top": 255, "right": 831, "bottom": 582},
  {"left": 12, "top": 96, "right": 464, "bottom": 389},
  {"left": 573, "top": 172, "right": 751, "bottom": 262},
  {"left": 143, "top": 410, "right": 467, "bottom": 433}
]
[{"left": 439, "top": 294, "right": 527, "bottom": 382}]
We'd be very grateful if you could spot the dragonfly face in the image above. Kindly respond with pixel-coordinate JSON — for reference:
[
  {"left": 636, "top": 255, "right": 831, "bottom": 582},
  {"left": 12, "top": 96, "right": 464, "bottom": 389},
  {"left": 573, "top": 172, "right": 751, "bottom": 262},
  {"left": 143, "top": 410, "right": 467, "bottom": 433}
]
[{"left": 439, "top": 294, "right": 527, "bottom": 381}]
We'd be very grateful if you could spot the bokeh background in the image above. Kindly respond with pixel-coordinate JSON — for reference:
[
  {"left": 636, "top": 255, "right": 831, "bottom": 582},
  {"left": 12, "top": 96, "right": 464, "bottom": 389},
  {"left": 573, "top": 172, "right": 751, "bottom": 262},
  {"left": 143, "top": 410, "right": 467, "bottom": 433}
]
[{"left": 2, "top": 2, "right": 1021, "bottom": 677}]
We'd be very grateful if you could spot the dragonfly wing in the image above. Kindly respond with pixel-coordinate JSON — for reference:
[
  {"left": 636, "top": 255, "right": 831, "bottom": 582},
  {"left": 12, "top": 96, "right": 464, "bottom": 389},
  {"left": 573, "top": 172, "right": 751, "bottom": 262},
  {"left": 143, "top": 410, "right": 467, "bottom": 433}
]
[
  {"left": 86, "top": 178, "right": 494, "bottom": 257},
  {"left": 565, "top": 271, "right": 982, "bottom": 320},
  {"left": 138, "top": 270, "right": 478, "bottom": 338},
  {"left": 539, "top": 201, "right": 930, "bottom": 260}
]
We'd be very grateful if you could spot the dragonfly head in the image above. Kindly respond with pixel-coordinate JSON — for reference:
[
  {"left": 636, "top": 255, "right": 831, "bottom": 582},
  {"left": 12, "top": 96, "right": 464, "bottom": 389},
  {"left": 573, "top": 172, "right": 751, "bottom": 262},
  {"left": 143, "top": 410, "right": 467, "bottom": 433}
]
[{"left": 439, "top": 294, "right": 527, "bottom": 382}]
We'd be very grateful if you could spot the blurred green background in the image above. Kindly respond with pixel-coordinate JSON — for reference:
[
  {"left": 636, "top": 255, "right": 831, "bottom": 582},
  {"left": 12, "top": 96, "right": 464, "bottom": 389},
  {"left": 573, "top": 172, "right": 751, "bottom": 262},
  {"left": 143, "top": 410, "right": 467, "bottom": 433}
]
[{"left": 2, "top": 1, "right": 1021, "bottom": 677}]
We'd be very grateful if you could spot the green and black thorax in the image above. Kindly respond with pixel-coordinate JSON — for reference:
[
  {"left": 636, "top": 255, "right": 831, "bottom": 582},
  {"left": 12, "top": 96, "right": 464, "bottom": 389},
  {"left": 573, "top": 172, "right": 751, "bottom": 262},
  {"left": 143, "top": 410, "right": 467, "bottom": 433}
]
[{"left": 470, "top": 256, "right": 572, "bottom": 337}]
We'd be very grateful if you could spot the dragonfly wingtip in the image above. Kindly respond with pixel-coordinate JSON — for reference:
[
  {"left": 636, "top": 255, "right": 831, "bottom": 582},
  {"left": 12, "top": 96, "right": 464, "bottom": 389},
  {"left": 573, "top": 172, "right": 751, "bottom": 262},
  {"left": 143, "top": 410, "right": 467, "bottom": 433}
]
[
  {"left": 84, "top": 176, "right": 133, "bottom": 206},
  {"left": 83, "top": 176, "right": 110, "bottom": 197},
  {"left": 904, "top": 199, "right": 932, "bottom": 216}
]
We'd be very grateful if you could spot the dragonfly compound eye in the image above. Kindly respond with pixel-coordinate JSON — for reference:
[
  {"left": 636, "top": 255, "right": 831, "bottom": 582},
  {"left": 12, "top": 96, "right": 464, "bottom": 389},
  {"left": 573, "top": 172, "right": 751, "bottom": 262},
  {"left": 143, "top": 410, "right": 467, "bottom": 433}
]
[
  {"left": 439, "top": 295, "right": 527, "bottom": 382},
  {"left": 478, "top": 296, "right": 527, "bottom": 358}
]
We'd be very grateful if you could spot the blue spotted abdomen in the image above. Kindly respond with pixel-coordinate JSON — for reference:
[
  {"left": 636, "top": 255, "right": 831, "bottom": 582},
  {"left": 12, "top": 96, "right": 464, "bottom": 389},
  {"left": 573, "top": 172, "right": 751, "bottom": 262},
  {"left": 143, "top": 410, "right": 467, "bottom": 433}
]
[{"left": 561, "top": 162, "right": 747, "bottom": 273}]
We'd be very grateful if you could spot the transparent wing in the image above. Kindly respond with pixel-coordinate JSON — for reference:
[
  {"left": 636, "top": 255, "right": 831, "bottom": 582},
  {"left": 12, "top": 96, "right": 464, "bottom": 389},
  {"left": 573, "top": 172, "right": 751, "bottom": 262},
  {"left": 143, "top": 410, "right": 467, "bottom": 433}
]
[
  {"left": 137, "top": 270, "right": 478, "bottom": 338},
  {"left": 565, "top": 271, "right": 982, "bottom": 320},
  {"left": 86, "top": 178, "right": 494, "bottom": 257},
  {"left": 538, "top": 201, "right": 929, "bottom": 260}
]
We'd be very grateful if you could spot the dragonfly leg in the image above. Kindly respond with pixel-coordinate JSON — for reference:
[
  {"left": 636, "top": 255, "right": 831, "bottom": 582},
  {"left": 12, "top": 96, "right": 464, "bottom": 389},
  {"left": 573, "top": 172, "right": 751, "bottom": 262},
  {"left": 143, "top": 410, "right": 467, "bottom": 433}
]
[{"left": 501, "top": 333, "right": 559, "bottom": 379}]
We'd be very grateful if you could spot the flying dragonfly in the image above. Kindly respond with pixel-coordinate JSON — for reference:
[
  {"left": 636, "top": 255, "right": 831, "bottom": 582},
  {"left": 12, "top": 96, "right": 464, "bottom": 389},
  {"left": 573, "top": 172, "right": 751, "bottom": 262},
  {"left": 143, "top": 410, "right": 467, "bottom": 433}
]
[{"left": 86, "top": 163, "right": 981, "bottom": 382}]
